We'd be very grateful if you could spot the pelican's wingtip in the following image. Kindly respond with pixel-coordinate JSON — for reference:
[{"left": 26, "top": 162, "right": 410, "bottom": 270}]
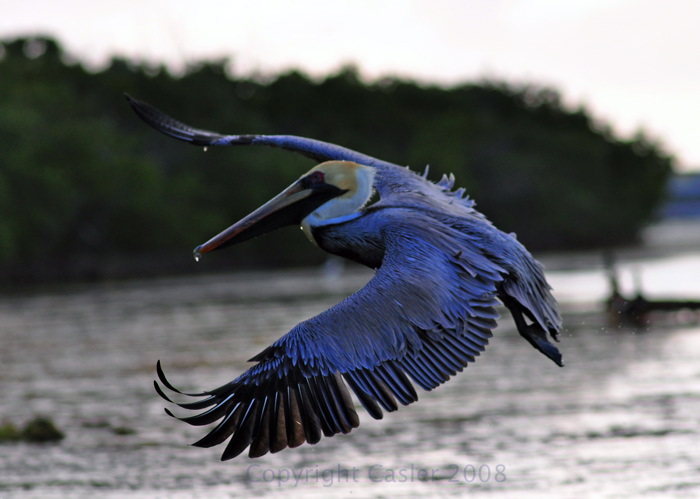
[{"left": 123, "top": 92, "right": 143, "bottom": 110}]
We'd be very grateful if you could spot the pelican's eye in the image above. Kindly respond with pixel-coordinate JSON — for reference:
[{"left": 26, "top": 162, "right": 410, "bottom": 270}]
[{"left": 303, "top": 170, "right": 326, "bottom": 187}]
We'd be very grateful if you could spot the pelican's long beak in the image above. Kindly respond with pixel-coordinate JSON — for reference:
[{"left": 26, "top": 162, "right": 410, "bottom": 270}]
[{"left": 194, "top": 178, "right": 342, "bottom": 260}]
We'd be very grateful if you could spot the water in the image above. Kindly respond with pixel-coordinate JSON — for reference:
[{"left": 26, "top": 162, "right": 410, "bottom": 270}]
[{"left": 1, "top": 246, "right": 699, "bottom": 498}]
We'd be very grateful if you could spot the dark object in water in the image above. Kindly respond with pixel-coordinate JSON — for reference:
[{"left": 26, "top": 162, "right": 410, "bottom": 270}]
[
  {"left": 605, "top": 253, "right": 700, "bottom": 328},
  {"left": 21, "top": 417, "right": 65, "bottom": 443}
]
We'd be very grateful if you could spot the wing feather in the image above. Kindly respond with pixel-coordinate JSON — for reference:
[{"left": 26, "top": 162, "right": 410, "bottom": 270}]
[
  {"left": 249, "top": 397, "right": 272, "bottom": 458},
  {"left": 269, "top": 389, "right": 288, "bottom": 452},
  {"left": 284, "top": 385, "right": 306, "bottom": 448},
  {"left": 342, "top": 373, "right": 384, "bottom": 419}
]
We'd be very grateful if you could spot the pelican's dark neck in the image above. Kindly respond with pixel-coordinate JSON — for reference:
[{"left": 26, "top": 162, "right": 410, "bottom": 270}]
[{"left": 308, "top": 214, "right": 385, "bottom": 269}]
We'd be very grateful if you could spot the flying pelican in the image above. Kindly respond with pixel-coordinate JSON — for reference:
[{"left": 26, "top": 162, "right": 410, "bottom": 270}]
[{"left": 126, "top": 95, "right": 563, "bottom": 461}]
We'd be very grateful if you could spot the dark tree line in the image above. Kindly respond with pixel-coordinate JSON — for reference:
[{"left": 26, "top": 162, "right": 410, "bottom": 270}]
[{"left": 0, "top": 36, "right": 673, "bottom": 282}]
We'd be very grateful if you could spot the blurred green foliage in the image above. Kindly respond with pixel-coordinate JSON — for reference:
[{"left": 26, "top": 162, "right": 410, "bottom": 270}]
[{"left": 0, "top": 36, "right": 673, "bottom": 282}]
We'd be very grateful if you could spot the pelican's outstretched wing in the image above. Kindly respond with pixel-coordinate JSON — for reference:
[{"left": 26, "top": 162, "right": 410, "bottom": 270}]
[
  {"left": 156, "top": 210, "right": 508, "bottom": 460},
  {"left": 124, "top": 95, "right": 479, "bottom": 210},
  {"left": 124, "top": 94, "right": 398, "bottom": 167}
]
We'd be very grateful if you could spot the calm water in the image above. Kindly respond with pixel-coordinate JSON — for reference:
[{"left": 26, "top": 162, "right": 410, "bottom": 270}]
[{"left": 1, "top": 241, "right": 699, "bottom": 498}]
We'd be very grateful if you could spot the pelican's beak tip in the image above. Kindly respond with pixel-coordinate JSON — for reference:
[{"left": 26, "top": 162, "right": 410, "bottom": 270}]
[{"left": 193, "top": 246, "right": 204, "bottom": 262}]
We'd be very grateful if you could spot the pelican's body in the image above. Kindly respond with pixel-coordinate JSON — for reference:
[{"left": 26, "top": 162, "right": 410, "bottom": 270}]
[{"left": 127, "top": 95, "right": 563, "bottom": 460}]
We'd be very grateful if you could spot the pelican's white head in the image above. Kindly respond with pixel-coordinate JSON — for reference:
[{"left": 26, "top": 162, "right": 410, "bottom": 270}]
[
  {"left": 302, "top": 161, "right": 375, "bottom": 223},
  {"left": 299, "top": 161, "right": 375, "bottom": 243}
]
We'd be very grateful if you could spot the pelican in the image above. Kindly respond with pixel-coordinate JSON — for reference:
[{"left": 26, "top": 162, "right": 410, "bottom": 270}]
[{"left": 126, "top": 95, "right": 563, "bottom": 460}]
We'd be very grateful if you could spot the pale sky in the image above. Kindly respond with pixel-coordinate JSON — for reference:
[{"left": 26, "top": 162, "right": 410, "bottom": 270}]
[{"left": 3, "top": 0, "right": 699, "bottom": 171}]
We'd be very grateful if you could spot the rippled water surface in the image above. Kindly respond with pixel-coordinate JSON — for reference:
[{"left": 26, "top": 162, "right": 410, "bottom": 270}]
[{"left": 1, "top": 247, "right": 699, "bottom": 498}]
